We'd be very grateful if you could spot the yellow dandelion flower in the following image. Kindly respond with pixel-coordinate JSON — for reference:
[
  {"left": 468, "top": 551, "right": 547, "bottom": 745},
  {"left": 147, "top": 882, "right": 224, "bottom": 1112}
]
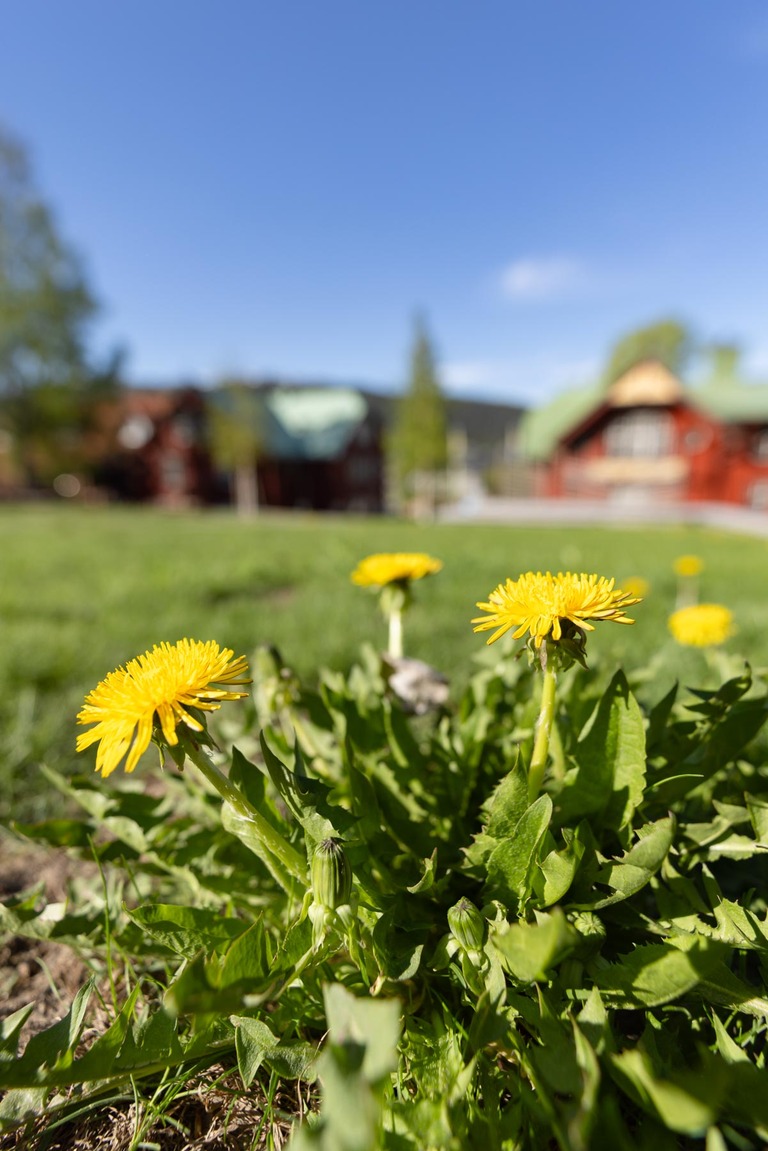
[
  {"left": 472, "top": 571, "right": 641, "bottom": 648},
  {"left": 668, "top": 603, "right": 734, "bottom": 647},
  {"left": 76, "top": 639, "right": 251, "bottom": 778},
  {"left": 622, "top": 576, "right": 650, "bottom": 600},
  {"left": 673, "top": 554, "right": 704, "bottom": 578},
  {"left": 351, "top": 552, "right": 443, "bottom": 588}
]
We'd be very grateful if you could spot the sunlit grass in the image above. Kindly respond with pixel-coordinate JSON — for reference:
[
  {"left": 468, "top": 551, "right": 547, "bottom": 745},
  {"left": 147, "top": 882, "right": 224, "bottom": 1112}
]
[{"left": 2, "top": 502, "right": 766, "bottom": 819}]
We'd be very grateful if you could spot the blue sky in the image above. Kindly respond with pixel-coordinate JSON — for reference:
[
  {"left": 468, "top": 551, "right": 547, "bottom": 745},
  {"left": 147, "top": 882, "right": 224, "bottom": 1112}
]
[{"left": 2, "top": 1, "right": 768, "bottom": 404}]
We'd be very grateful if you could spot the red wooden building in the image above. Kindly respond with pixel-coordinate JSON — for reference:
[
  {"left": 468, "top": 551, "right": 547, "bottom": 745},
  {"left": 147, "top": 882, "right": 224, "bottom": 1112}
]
[
  {"left": 92, "top": 387, "right": 216, "bottom": 506},
  {"left": 520, "top": 360, "right": 768, "bottom": 508},
  {"left": 94, "top": 383, "right": 385, "bottom": 511}
]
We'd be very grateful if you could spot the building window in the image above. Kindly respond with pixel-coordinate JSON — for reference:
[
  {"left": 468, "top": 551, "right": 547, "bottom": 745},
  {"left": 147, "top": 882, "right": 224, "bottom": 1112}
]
[
  {"left": 752, "top": 428, "right": 768, "bottom": 462},
  {"left": 683, "top": 427, "right": 712, "bottom": 454},
  {"left": 172, "top": 414, "right": 199, "bottom": 447},
  {"left": 749, "top": 480, "right": 768, "bottom": 508},
  {"left": 604, "top": 409, "right": 673, "bottom": 457}
]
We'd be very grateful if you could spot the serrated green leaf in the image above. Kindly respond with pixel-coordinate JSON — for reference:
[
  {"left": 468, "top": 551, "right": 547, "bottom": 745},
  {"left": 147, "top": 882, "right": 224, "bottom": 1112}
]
[
  {"left": 218, "top": 919, "right": 271, "bottom": 987},
  {"left": 406, "top": 849, "right": 438, "bottom": 894},
  {"left": 21, "top": 978, "right": 92, "bottom": 1073},
  {"left": 39, "top": 765, "right": 114, "bottom": 821},
  {"left": 492, "top": 909, "right": 575, "bottom": 983},
  {"left": 0, "top": 987, "right": 145, "bottom": 1090},
  {"left": 608, "top": 1047, "right": 715, "bottom": 1135},
  {"left": 645, "top": 682, "right": 678, "bottom": 752},
  {"left": 0, "top": 980, "right": 94, "bottom": 1089},
  {"left": 595, "top": 938, "right": 717, "bottom": 1008},
  {"left": 101, "top": 815, "right": 148, "bottom": 853},
  {"left": 323, "top": 983, "right": 401, "bottom": 1084},
  {"left": 746, "top": 792, "right": 768, "bottom": 843},
  {"left": 484, "top": 758, "right": 529, "bottom": 839},
  {"left": 580, "top": 815, "right": 675, "bottom": 910},
  {"left": 229, "top": 745, "right": 268, "bottom": 809},
  {"left": 0, "top": 1087, "right": 48, "bottom": 1130},
  {"left": 578, "top": 987, "right": 609, "bottom": 1054},
  {"left": 11, "top": 819, "right": 93, "bottom": 849},
  {"left": 113, "top": 1003, "right": 183, "bottom": 1070},
  {"left": 266, "top": 1039, "right": 318, "bottom": 1081},
  {"left": 533, "top": 824, "right": 586, "bottom": 907},
  {"left": 0, "top": 1005, "right": 35, "bottom": 1057},
  {"left": 485, "top": 794, "right": 553, "bottom": 912},
  {"left": 710, "top": 1013, "right": 749, "bottom": 1064},
  {"left": 704, "top": 834, "right": 767, "bottom": 860},
  {"left": 558, "top": 671, "right": 646, "bottom": 831},
  {"left": 125, "top": 903, "right": 246, "bottom": 959},
  {"left": 233, "top": 1016, "right": 279, "bottom": 1087},
  {"left": 259, "top": 730, "right": 354, "bottom": 845}
]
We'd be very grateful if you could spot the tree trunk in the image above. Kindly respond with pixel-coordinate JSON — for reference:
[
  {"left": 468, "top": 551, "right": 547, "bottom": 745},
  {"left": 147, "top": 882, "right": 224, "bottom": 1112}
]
[{"left": 233, "top": 464, "right": 259, "bottom": 516}]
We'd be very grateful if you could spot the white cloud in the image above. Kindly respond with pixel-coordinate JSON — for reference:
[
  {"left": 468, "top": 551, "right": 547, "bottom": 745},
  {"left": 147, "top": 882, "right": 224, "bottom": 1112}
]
[{"left": 499, "top": 256, "right": 584, "bottom": 301}]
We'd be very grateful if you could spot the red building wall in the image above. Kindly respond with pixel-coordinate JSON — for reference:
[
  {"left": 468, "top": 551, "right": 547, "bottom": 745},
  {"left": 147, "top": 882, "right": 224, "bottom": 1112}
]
[{"left": 546, "top": 401, "right": 768, "bottom": 506}]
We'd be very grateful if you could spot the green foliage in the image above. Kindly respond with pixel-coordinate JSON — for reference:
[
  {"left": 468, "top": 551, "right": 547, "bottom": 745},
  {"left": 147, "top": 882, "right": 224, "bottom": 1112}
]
[
  {"left": 207, "top": 380, "right": 263, "bottom": 513},
  {"left": 4, "top": 614, "right": 768, "bottom": 1148},
  {"left": 388, "top": 318, "right": 448, "bottom": 505},
  {"left": 603, "top": 317, "right": 692, "bottom": 385},
  {"left": 0, "top": 126, "right": 112, "bottom": 485},
  {"left": 4, "top": 506, "right": 768, "bottom": 829}
]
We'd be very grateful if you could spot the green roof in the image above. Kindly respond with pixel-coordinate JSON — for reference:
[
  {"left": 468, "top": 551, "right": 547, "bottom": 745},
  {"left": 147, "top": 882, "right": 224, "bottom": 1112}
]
[
  {"left": 691, "top": 381, "right": 768, "bottom": 422},
  {"left": 519, "top": 372, "right": 768, "bottom": 462},
  {"left": 265, "top": 388, "right": 367, "bottom": 459},
  {"left": 518, "top": 383, "right": 604, "bottom": 461},
  {"left": 209, "top": 385, "right": 370, "bottom": 461}
]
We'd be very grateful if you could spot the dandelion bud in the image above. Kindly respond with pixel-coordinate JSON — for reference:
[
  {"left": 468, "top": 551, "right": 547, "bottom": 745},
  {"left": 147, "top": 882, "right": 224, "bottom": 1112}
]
[
  {"left": 311, "top": 838, "right": 352, "bottom": 911},
  {"left": 448, "top": 898, "right": 486, "bottom": 955}
]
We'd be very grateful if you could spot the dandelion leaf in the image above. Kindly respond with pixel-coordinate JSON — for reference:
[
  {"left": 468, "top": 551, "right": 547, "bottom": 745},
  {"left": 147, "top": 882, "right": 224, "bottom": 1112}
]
[
  {"left": 558, "top": 670, "right": 646, "bottom": 831},
  {"left": 484, "top": 794, "right": 553, "bottom": 912}
]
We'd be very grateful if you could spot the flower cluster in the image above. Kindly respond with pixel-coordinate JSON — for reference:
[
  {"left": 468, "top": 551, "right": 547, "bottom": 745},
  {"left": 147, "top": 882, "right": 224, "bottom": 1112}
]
[
  {"left": 673, "top": 554, "right": 704, "bottom": 578},
  {"left": 351, "top": 552, "right": 443, "bottom": 588},
  {"left": 621, "top": 575, "right": 650, "bottom": 600},
  {"left": 472, "top": 570, "right": 641, "bottom": 649},
  {"left": 76, "top": 639, "right": 250, "bottom": 777},
  {"left": 668, "top": 603, "right": 734, "bottom": 647}
]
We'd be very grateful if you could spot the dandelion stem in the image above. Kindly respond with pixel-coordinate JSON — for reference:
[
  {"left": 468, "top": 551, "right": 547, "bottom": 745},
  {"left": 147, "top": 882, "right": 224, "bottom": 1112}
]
[
  {"left": 183, "top": 740, "right": 307, "bottom": 882},
  {"left": 388, "top": 605, "right": 404, "bottom": 660},
  {"left": 528, "top": 651, "right": 557, "bottom": 802}
]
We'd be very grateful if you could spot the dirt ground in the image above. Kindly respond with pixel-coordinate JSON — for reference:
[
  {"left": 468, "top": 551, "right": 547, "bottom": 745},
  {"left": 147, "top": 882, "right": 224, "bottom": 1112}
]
[
  {"left": 0, "top": 835, "right": 300, "bottom": 1151},
  {"left": 0, "top": 836, "right": 97, "bottom": 1045}
]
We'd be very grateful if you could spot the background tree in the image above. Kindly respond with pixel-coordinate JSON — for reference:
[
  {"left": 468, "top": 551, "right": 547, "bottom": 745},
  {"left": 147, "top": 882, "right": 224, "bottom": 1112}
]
[
  {"left": 389, "top": 318, "right": 448, "bottom": 516},
  {"left": 603, "top": 317, "right": 693, "bottom": 385},
  {"left": 704, "top": 341, "right": 741, "bottom": 382},
  {"left": 0, "top": 125, "right": 109, "bottom": 486},
  {"left": 207, "top": 380, "right": 263, "bottom": 515}
]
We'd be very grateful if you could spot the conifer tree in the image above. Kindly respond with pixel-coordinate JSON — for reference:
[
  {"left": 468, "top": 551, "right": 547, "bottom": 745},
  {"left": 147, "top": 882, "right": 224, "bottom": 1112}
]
[{"left": 389, "top": 319, "right": 447, "bottom": 515}]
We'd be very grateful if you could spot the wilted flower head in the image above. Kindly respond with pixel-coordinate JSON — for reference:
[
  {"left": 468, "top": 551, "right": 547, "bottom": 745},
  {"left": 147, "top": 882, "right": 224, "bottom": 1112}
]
[
  {"left": 472, "top": 571, "right": 641, "bottom": 649},
  {"left": 76, "top": 639, "right": 251, "bottom": 777},
  {"left": 351, "top": 552, "right": 442, "bottom": 589},
  {"left": 668, "top": 603, "right": 734, "bottom": 647},
  {"left": 673, "top": 554, "right": 704, "bottom": 578}
]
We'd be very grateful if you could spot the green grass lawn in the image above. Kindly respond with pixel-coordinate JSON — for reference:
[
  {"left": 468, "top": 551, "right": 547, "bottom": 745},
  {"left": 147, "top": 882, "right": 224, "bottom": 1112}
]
[{"left": 2, "top": 503, "right": 767, "bottom": 819}]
